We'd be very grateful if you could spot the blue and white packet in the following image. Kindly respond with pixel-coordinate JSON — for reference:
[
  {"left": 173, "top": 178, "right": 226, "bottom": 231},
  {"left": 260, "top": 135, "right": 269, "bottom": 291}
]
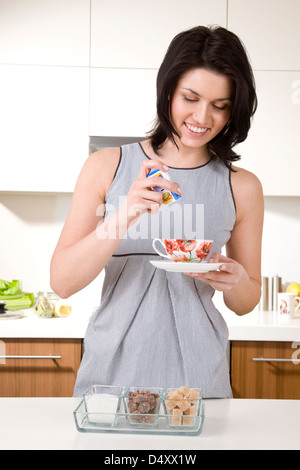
[{"left": 147, "top": 169, "right": 181, "bottom": 205}]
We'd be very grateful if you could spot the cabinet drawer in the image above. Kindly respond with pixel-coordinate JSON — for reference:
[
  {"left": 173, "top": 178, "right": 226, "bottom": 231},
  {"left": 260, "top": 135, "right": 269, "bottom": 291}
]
[
  {"left": 231, "top": 341, "right": 300, "bottom": 399},
  {"left": 0, "top": 339, "right": 82, "bottom": 397}
]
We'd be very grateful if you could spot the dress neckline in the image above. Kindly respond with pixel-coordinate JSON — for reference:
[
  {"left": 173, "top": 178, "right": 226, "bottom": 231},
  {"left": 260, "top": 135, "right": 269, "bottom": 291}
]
[{"left": 137, "top": 142, "right": 214, "bottom": 170}]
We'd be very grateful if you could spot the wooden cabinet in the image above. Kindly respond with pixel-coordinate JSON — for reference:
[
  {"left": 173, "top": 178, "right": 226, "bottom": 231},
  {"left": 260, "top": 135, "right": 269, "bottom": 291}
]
[
  {"left": 231, "top": 341, "right": 300, "bottom": 399},
  {"left": 0, "top": 338, "right": 82, "bottom": 397}
]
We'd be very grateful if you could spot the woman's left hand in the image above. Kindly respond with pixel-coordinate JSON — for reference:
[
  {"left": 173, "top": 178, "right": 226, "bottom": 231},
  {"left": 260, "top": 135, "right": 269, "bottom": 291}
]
[{"left": 183, "top": 252, "right": 248, "bottom": 292}]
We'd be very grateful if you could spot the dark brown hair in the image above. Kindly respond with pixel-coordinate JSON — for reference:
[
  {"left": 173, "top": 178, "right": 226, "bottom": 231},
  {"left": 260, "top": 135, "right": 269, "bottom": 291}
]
[{"left": 148, "top": 25, "right": 257, "bottom": 168}]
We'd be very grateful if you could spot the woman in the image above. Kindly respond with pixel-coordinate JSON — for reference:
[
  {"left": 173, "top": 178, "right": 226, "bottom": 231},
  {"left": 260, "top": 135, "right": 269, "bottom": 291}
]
[{"left": 50, "top": 26, "right": 264, "bottom": 398}]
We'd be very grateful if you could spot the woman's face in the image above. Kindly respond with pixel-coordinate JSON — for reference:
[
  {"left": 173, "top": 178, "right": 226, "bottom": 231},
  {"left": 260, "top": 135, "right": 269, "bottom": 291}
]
[{"left": 170, "top": 68, "right": 233, "bottom": 151}]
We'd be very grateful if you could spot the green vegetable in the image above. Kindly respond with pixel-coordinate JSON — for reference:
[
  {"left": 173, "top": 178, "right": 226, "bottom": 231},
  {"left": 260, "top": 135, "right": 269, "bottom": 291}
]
[
  {"left": 0, "top": 293, "right": 23, "bottom": 300},
  {"left": 0, "top": 279, "right": 22, "bottom": 296},
  {"left": 4, "top": 293, "right": 35, "bottom": 311},
  {"left": 0, "top": 279, "right": 34, "bottom": 310}
]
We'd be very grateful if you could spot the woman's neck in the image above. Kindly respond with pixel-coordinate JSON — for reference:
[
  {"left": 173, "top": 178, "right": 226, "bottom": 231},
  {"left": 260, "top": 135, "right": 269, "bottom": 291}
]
[{"left": 142, "top": 139, "right": 211, "bottom": 168}]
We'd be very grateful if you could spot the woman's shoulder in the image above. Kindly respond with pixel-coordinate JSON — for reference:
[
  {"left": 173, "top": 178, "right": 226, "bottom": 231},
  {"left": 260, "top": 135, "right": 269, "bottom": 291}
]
[
  {"left": 231, "top": 164, "right": 263, "bottom": 193},
  {"left": 230, "top": 165, "right": 264, "bottom": 221},
  {"left": 77, "top": 147, "right": 121, "bottom": 198},
  {"left": 87, "top": 146, "right": 121, "bottom": 171}
]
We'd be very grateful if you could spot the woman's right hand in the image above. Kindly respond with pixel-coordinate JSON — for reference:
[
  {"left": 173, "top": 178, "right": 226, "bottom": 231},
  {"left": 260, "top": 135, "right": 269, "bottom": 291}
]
[{"left": 121, "top": 160, "right": 183, "bottom": 226}]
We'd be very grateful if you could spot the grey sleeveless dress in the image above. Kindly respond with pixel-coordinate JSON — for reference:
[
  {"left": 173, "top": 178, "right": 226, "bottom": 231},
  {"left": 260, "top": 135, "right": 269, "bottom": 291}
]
[{"left": 73, "top": 142, "right": 236, "bottom": 398}]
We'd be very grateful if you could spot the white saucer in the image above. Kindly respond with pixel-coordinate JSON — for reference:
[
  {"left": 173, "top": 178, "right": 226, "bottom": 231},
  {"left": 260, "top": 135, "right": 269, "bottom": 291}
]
[{"left": 150, "top": 260, "right": 222, "bottom": 273}]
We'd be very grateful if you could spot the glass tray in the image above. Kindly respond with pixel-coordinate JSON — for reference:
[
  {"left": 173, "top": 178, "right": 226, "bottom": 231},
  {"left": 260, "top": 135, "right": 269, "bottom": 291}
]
[{"left": 73, "top": 399, "right": 205, "bottom": 436}]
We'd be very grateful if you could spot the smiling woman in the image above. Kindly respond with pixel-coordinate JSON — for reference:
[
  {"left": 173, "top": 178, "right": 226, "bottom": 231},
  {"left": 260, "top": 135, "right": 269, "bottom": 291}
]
[
  {"left": 148, "top": 25, "right": 257, "bottom": 169},
  {"left": 170, "top": 68, "right": 233, "bottom": 152},
  {"left": 51, "top": 25, "right": 263, "bottom": 399}
]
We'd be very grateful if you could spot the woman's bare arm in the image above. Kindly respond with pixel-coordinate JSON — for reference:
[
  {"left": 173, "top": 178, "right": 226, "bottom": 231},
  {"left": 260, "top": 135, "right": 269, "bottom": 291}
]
[
  {"left": 184, "top": 166, "right": 264, "bottom": 315},
  {"left": 222, "top": 167, "right": 264, "bottom": 314},
  {"left": 50, "top": 148, "right": 182, "bottom": 298},
  {"left": 50, "top": 148, "right": 122, "bottom": 298}
]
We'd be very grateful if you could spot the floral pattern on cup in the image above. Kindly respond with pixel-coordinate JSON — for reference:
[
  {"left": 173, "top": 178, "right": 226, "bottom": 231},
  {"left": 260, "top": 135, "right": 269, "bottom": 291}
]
[
  {"left": 152, "top": 239, "right": 213, "bottom": 263},
  {"left": 278, "top": 292, "right": 300, "bottom": 322}
]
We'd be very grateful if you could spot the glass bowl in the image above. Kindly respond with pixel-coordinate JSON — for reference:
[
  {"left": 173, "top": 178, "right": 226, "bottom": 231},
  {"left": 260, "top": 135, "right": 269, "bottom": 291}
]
[
  {"left": 123, "top": 386, "right": 164, "bottom": 428},
  {"left": 162, "top": 386, "right": 202, "bottom": 429},
  {"left": 83, "top": 384, "right": 125, "bottom": 427}
]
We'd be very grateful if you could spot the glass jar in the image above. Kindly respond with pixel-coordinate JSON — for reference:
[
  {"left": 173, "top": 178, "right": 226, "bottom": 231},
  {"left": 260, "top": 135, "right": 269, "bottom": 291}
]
[{"left": 35, "top": 292, "right": 59, "bottom": 318}]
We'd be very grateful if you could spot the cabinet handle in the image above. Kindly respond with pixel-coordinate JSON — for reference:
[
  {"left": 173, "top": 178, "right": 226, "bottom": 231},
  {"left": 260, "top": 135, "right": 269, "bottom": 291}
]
[
  {"left": 0, "top": 355, "right": 61, "bottom": 360},
  {"left": 252, "top": 357, "right": 300, "bottom": 363}
]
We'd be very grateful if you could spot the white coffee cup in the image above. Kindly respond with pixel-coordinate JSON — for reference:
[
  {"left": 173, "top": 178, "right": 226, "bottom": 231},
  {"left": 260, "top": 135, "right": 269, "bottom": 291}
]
[
  {"left": 152, "top": 238, "right": 213, "bottom": 263},
  {"left": 277, "top": 293, "right": 300, "bottom": 322}
]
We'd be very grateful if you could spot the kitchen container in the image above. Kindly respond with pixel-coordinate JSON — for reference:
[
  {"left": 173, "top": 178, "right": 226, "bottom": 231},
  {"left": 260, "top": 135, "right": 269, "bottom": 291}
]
[
  {"left": 162, "top": 387, "right": 202, "bottom": 429},
  {"left": 123, "top": 387, "right": 163, "bottom": 428},
  {"left": 35, "top": 291, "right": 72, "bottom": 318},
  {"left": 268, "top": 276, "right": 273, "bottom": 311},
  {"left": 272, "top": 275, "right": 282, "bottom": 312},
  {"left": 74, "top": 385, "right": 205, "bottom": 435},
  {"left": 83, "top": 385, "right": 125, "bottom": 427},
  {"left": 35, "top": 292, "right": 60, "bottom": 318},
  {"left": 260, "top": 277, "right": 269, "bottom": 310}
]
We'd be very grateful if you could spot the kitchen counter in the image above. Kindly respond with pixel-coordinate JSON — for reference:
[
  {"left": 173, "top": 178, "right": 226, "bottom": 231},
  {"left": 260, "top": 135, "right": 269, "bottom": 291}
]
[
  {"left": 2, "top": 307, "right": 300, "bottom": 342},
  {"left": 0, "top": 307, "right": 89, "bottom": 338},
  {"left": 0, "top": 397, "right": 299, "bottom": 450},
  {"left": 223, "top": 309, "right": 300, "bottom": 341}
]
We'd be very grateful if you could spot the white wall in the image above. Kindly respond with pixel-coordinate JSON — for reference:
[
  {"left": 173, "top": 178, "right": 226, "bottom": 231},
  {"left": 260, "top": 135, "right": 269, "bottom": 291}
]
[
  {"left": 0, "top": 194, "right": 104, "bottom": 317},
  {"left": 0, "top": 194, "right": 69, "bottom": 292},
  {"left": 262, "top": 198, "right": 300, "bottom": 286}
]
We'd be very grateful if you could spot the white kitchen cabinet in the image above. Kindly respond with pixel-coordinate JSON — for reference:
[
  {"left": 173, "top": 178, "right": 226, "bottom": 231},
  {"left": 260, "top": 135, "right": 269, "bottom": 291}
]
[
  {"left": 0, "top": 65, "right": 89, "bottom": 192},
  {"left": 228, "top": 0, "right": 300, "bottom": 70},
  {"left": 0, "top": 0, "right": 90, "bottom": 66},
  {"left": 89, "top": 68, "right": 157, "bottom": 137},
  {"left": 234, "top": 71, "right": 300, "bottom": 196},
  {"left": 90, "top": 0, "right": 227, "bottom": 69}
]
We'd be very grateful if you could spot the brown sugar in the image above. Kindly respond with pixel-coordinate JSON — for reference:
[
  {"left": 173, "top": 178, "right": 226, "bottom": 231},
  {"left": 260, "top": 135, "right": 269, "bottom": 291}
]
[{"left": 165, "top": 386, "right": 200, "bottom": 426}]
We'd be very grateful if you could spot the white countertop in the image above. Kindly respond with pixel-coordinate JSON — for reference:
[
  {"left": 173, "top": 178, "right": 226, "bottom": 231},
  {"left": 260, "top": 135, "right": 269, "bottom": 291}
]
[
  {"left": 2, "top": 307, "right": 300, "bottom": 342},
  {"left": 223, "top": 308, "right": 300, "bottom": 341},
  {"left": 0, "top": 308, "right": 89, "bottom": 339},
  {"left": 0, "top": 397, "right": 299, "bottom": 450}
]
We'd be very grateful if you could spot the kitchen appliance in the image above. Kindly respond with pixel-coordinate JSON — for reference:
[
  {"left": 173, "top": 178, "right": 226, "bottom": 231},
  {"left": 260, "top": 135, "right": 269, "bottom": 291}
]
[
  {"left": 89, "top": 136, "right": 144, "bottom": 154},
  {"left": 260, "top": 275, "right": 282, "bottom": 311}
]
